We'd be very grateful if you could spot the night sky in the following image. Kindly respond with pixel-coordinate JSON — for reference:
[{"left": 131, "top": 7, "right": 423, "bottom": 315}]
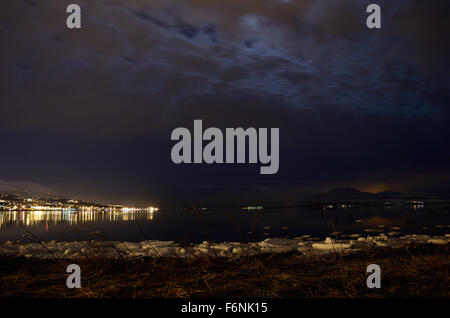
[{"left": 1, "top": 0, "right": 450, "bottom": 206}]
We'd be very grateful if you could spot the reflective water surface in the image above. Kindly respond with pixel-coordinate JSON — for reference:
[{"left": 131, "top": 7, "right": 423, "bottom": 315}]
[{"left": 0, "top": 205, "right": 449, "bottom": 243}]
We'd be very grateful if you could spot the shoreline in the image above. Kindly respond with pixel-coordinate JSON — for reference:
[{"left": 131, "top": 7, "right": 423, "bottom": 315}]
[{"left": 1, "top": 233, "right": 449, "bottom": 259}]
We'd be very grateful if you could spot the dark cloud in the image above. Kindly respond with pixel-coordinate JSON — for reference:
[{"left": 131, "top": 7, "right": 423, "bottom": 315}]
[{"left": 0, "top": 0, "right": 449, "bottom": 205}]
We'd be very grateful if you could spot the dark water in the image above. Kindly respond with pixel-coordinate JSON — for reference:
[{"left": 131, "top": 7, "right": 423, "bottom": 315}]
[{"left": 0, "top": 205, "right": 449, "bottom": 243}]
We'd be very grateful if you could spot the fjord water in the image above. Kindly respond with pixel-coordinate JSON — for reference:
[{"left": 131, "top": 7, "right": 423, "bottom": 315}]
[{"left": 0, "top": 205, "right": 449, "bottom": 243}]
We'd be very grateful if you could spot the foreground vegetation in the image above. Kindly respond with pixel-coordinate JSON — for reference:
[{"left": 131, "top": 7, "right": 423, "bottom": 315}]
[{"left": 0, "top": 244, "right": 448, "bottom": 298}]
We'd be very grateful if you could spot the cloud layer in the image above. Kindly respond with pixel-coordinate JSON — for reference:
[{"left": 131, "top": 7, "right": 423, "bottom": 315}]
[{"left": 1, "top": 0, "right": 449, "bottom": 204}]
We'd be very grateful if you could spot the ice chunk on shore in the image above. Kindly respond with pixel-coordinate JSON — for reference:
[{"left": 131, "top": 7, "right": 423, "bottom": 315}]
[
  {"left": 210, "top": 243, "right": 232, "bottom": 252},
  {"left": 259, "top": 238, "right": 296, "bottom": 246},
  {"left": 141, "top": 240, "right": 174, "bottom": 249},
  {"left": 427, "top": 238, "right": 447, "bottom": 245},
  {"left": 312, "top": 237, "right": 353, "bottom": 251}
]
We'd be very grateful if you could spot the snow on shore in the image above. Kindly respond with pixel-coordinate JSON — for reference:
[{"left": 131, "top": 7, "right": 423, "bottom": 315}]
[{"left": 0, "top": 234, "right": 448, "bottom": 259}]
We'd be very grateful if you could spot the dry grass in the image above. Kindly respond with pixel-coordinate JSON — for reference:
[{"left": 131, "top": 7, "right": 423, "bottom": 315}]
[{"left": 0, "top": 244, "right": 448, "bottom": 298}]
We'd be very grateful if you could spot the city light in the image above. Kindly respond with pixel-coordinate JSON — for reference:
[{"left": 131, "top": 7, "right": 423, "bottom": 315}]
[{"left": 0, "top": 196, "right": 159, "bottom": 228}]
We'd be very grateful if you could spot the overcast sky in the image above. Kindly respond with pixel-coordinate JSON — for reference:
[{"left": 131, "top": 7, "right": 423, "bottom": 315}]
[{"left": 1, "top": 0, "right": 449, "bottom": 206}]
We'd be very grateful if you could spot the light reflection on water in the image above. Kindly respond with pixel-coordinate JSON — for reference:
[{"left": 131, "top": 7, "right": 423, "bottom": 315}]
[{"left": 0, "top": 210, "right": 154, "bottom": 228}]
